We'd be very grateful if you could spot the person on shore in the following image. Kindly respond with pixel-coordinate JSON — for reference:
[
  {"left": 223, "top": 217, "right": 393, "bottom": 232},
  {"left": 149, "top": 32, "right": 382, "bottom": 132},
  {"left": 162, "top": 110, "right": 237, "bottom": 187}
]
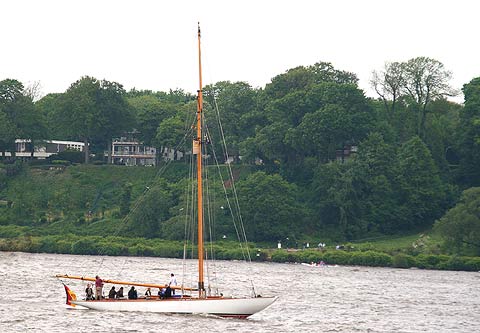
[
  {"left": 128, "top": 286, "right": 138, "bottom": 299},
  {"left": 85, "top": 283, "right": 94, "bottom": 300},
  {"left": 95, "top": 275, "right": 104, "bottom": 300},
  {"left": 108, "top": 286, "right": 117, "bottom": 299},
  {"left": 169, "top": 273, "right": 177, "bottom": 295},
  {"left": 116, "top": 287, "right": 124, "bottom": 299}
]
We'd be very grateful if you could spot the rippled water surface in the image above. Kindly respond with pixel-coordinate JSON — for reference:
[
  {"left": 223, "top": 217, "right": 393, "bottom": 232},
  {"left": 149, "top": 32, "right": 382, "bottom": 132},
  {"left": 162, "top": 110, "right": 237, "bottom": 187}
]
[{"left": 0, "top": 252, "right": 479, "bottom": 332}]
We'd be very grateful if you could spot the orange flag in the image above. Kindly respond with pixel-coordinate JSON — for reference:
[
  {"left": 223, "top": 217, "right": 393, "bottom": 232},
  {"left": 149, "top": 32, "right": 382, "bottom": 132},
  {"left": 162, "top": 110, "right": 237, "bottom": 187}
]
[{"left": 63, "top": 284, "right": 77, "bottom": 307}]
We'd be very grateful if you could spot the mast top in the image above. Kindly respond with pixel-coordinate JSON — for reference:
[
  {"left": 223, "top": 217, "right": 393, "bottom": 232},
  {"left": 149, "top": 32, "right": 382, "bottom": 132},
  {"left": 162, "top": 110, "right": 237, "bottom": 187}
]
[{"left": 198, "top": 22, "right": 201, "bottom": 37}]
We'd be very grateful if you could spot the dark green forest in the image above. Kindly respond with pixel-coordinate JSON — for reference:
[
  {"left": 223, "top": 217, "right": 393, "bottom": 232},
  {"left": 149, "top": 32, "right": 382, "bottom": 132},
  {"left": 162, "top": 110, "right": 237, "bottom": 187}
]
[{"left": 1, "top": 57, "right": 480, "bottom": 257}]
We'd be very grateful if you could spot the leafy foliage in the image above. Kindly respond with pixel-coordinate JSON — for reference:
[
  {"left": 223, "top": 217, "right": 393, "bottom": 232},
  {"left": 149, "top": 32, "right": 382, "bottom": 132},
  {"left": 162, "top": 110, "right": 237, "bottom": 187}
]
[
  {"left": 0, "top": 63, "right": 477, "bottom": 253},
  {"left": 237, "top": 172, "right": 305, "bottom": 242},
  {"left": 434, "top": 187, "right": 480, "bottom": 256}
]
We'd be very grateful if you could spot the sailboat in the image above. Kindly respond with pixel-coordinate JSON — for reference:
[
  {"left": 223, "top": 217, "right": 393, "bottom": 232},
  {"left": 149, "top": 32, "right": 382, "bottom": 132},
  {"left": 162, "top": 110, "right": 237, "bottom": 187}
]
[{"left": 56, "top": 24, "right": 277, "bottom": 319}]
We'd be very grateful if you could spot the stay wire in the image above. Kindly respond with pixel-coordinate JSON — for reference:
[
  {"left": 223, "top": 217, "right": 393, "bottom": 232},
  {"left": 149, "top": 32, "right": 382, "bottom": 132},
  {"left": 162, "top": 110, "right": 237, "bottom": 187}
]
[{"left": 92, "top": 119, "right": 197, "bottom": 279}]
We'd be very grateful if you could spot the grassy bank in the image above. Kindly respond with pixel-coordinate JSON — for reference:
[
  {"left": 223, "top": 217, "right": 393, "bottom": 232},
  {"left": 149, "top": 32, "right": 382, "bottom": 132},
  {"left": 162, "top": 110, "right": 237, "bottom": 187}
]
[
  {"left": 1, "top": 231, "right": 479, "bottom": 272},
  {"left": 270, "top": 249, "right": 480, "bottom": 272},
  {"left": 0, "top": 233, "right": 262, "bottom": 261}
]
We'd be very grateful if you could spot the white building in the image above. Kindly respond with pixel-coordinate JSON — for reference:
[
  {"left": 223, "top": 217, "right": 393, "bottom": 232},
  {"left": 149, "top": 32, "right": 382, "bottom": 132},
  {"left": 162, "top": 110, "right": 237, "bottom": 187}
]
[
  {"left": 6, "top": 139, "right": 85, "bottom": 159},
  {"left": 111, "top": 138, "right": 156, "bottom": 166}
]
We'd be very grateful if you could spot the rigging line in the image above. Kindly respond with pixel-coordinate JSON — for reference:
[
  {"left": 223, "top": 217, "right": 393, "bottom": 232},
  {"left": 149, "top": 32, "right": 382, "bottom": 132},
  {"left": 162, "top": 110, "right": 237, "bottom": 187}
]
[
  {"left": 203, "top": 122, "right": 249, "bottom": 262},
  {"left": 187, "top": 150, "right": 197, "bottom": 290},
  {"left": 209, "top": 94, "right": 252, "bottom": 262},
  {"left": 202, "top": 101, "right": 251, "bottom": 252},
  {"left": 182, "top": 151, "right": 195, "bottom": 289},
  {"left": 203, "top": 153, "right": 218, "bottom": 292},
  {"left": 94, "top": 121, "right": 197, "bottom": 276},
  {"left": 191, "top": 149, "right": 200, "bottom": 290},
  {"left": 207, "top": 96, "right": 257, "bottom": 294}
]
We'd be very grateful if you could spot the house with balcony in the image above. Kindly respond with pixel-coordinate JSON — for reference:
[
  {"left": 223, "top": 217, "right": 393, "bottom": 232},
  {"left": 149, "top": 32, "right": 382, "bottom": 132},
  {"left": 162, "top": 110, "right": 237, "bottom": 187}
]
[{"left": 111, "top": 138, "right": 157, "bottom": 166}]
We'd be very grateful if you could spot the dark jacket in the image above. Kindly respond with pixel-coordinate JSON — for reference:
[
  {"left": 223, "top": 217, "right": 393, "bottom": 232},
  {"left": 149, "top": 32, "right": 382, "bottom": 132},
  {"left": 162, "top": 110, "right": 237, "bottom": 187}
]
[
  {"left": 128, "top": 287, "right": 138, "bottom": 299},
  {"left": 108, "top": 288, "right": 117, "bottom": 299}
]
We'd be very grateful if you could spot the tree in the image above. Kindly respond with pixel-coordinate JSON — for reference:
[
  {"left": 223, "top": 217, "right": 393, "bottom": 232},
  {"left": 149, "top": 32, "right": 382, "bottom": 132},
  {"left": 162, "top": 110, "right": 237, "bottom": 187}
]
[
  {"left": 353, "top": 133, "right": 399, "bottom": 233},
  {"left": 402, "top": 57, "right": 457, "bottom": 138},
  {"left": 286, "top": 83, "right": 375, "bottom": 162},
  {"left": 0, "top": 79, "right": 46, "bottom": 156},
  {"left": 94, "top": 80, "right": 133, "bottom": 163},
  {"left": 56, "top": 76, "right": 132, "bottom": 163},
  {"left": 457, "top": 77, "right": 480, "bottom": 186},
  {"left": 0, "top": 110, "right": 16, "bottom": 157},
  {"left": 310, "top": 161, "right": 363, "bottom": 240},
  {"left": 55, "top": 77, "right": 99, "bottom": 163},
  {"left": 396, "top": 136, "right": 446, "bottom": 229},
  {"left": 23, "top": 81, "right": 43, "bottom": 102},
  {"left": 36, "top": 93, "right": 64, "bottom": 139},
  {"left": 203, "top": 81, "right": 259, "bottom": 162},
  {"left": 435, "top": 187, "right": 480, "bottom": 256},
  {"left": 120, "top": 182, "right": 133, "bottom": 217},
  {"left": 155, "top": 116, "right": 187, "bottom": 160},
  {"left": 423, "top": 99, "right": 461, "bottom": 180},
  {"left": 264, "top": 62, "right": 358, "bottom": 100},
  {"left": 127, "top": 184, "right": 174, "bottom": 238},
  {"left": 370, "top": 61, "right": 404, "bottom": 114},
  {"left": 371, "top": 57, "right": 457, "bottom": 139},
  {"left": 128, "top": 94, "right": 177, "bottom": 146},
  {"left": 237, "top": 172, "right": 304, "bottom": 242}
]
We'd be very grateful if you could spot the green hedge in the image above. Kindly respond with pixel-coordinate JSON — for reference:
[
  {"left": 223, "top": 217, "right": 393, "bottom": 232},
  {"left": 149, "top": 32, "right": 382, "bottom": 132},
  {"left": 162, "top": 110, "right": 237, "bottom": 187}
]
[
  {"left": 392, "top": 253, "right": 416, "bottom": 268},
  {"left": 1, "top": 235, "right": 479, "bottom": 272},
  {"left": 270, "top": 249, "right": 480, "bottom": 271}
]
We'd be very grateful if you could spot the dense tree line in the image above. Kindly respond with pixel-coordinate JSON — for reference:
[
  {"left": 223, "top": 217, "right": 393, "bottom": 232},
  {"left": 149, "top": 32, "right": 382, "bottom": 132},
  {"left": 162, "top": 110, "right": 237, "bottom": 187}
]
[{"left": 1, "top": 56, "right": 479, "bottom": 255}]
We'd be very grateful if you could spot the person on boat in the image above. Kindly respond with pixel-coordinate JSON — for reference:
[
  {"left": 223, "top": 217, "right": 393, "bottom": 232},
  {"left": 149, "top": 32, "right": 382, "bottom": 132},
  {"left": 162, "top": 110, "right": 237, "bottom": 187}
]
[
  {"left": 116, "top": 287, "right": 124, "bottom": 299},
  {"left": 85, "top": 283, "right": 94, "bottom": 300},
  {"left": 145, "top": 287, "right": 152, "bottom": 298},
  {"left": 108, "top": 286, "right": 117, "bottom": 299},
  {"left": 169, "top": 273, "right": 177, "bottom": 295},
  {"left": 128, "top": 286, "right": 138, "bottom": 299},
  {"left": 158, "top": 287, "right": 166, "bottom": 299},
  {"left": 95, "top": 275, "right": 104, "bottom": 300},
  {"left": 165, "top": 285, "right": 172, "bottom": 298}
]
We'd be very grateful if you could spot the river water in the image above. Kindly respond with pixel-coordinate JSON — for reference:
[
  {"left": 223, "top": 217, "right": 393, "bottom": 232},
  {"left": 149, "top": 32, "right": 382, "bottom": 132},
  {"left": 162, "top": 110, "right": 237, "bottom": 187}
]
[{"left": 0, "top": 252, "right": 478, "bottom": 332}]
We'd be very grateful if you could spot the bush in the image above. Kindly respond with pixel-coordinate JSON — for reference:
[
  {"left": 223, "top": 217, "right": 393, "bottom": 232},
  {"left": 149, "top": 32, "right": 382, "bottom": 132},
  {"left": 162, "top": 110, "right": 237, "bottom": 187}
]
[
  {"left": 0, "top": 225, "right": 29, "bottom": 237},
  {"left": 392, "top": 253, "right": 416, "bottom": 268},
  {"left": 51, "top": 160, "right": 70, "bottom": 166},
  {"left": 128, "top": 244, "right": 154, "bottom": 256},
  {"left": 271, "top": 250, "right": 290, "bottom": 262},
  {"left": 323, "top": 250, "right": 351, "bottom": 265},
  {"left": 97, "top": 243, "right": 128, "bottom": 256},
  {"left": 152, "top": 243, "right": 183, "bottom": 258},
  {"left": 49, "top": 150, "right": 84, "bottom": 164},
  {"left": 296, "top": 250, "right": 324, "bottom": 263},
  {"left": 348, "top": 251, "right": 392, "bottom": 267},
  {"left": 71, "top": 238, "right": 99, "bottom": 255},
  {"left": 440, "top": 256, "right": 480, "bottom": 271},
  {"left": 464, "top": 257, "right": 480, "bottom": 271},
  {"left": 5, "top": 160, "right": 24, "bottom": 176},
  {"left": 416, "top": 254, "right": 438, "bottom": 269},
  {"left": 38, "top": 236, "right": 63, "bottom": 253},
  {"left": 28, "top": 159, "right": 49, "bottom": 166}
]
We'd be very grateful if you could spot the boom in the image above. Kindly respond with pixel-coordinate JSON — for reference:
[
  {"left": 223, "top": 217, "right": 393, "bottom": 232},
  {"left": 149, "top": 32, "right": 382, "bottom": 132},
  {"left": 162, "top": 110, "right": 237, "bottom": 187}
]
[{"left": 55, "top": 274, "right": 196, "bottom": 291}]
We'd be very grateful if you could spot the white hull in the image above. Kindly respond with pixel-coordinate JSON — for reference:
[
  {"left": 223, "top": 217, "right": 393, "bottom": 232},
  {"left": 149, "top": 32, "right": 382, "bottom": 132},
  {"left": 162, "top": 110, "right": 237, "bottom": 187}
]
[{"left": 72, "top": 296, "right": 277, "bottom": 318}]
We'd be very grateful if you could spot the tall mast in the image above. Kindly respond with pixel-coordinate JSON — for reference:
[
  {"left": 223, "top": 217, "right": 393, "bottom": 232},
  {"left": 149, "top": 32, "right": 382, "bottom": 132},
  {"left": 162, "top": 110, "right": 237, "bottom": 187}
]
[{"left": 196, "top": 22, "right": 205, "bottom": 298}]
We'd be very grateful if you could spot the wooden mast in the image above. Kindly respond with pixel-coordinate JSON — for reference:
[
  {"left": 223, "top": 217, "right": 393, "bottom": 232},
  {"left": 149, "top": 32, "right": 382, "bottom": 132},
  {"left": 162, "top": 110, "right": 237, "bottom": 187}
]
[{"left": 196, "top": 22, "right": 205, "bottom": 298}]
